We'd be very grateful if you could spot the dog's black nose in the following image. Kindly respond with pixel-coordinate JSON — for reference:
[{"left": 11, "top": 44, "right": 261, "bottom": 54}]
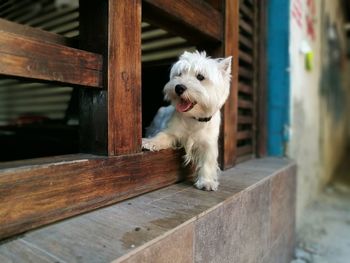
[{"left": 175, "top": 84, "right": 187, "bottom": 96}]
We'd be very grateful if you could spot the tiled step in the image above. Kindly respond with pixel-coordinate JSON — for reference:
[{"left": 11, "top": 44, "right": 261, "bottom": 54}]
[{"left": 0, "top": 158, "right": 296, "bottom": 263}]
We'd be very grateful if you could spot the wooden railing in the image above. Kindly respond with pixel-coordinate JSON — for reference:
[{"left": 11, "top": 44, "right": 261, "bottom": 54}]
[{"left": 0, "top": 0, "right": 243, "bottom": 240}]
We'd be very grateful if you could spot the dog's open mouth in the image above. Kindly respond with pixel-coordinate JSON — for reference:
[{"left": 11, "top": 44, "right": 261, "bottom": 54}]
[{"left": 176, "top": 98, "right": 196, "bottom": 112}]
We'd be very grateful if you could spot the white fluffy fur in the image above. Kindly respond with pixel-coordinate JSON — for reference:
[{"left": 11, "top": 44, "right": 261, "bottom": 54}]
[{"left": 142, "top": 51, "right": 232, "bottom": 191}]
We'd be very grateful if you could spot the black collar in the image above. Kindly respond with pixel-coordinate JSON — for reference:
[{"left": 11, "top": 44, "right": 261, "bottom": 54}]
[{"left": 193, "top": 116, "right": 212, "bottom": 122}]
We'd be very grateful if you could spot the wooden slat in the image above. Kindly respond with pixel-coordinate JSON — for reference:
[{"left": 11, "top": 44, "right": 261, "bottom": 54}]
[
  {"left": 239, "top": 67, "right": 254, "bottom": 79},
  {"left": 237, "top": 145, "right": 253, "bottom": 156},
  {"left": 0, "top": 150, "right": 189, "bottom": 240},
  {"left": 0, "top": 18, "right": 73, "bottom": 46},
  {"left": 108, "top": 0, "right": 142, "bottom": 155},
  {"left": 239, "top": 18, "right": 253, "bottom": 34},
  {"left": 240, "top": 3, "right": 254, "bottom": 20},
  {"left": 220, "top": 0, "right": 240, "bottom": 169},
  {"left": 236, "top": 153, "right": 253, "bottom": 163},
  {"left": 237, "top": 130, "right": 253, "bottom": 140},
  {"left": 238, "top": 99, "right": 254, "bottom": 109},
  {"left": 239, "top": 82, "right": 253, "bottom": 94},
  {"left": 239, "top": 34, "right": 254, "bottom": 49},
  {"left": 143, "top": 0, "right": 223, "bottom": 42},
  {"left": 238, "top": 115, "right": 253, "bottom": 124},
  {"left": 239, "top": 50, "right": 254, "bottom": 64},
  {"left": 0, "top": 31, "right": 102, "bottom": 88}
]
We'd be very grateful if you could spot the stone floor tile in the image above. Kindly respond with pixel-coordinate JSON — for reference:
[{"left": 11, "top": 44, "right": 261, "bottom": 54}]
[
  {"left": 270, "top": 166, "right": 296, "bottom": 243},
  {"left": 194, "top": 196, "right": 242, "bottom": 263},
  {"left": 117, "top": 222, "right": 194, "bottom": 263}
]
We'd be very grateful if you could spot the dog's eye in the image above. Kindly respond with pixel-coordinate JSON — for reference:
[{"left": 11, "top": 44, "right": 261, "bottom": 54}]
[
  {"left": 196, "top": 74, "right": 205, "bottom": 81},
  {"left": 178, "top": 72, "right": 182, "bottom": 77}
]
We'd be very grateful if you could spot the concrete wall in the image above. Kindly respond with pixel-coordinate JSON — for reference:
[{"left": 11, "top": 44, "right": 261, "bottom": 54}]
[{"left": 288, "top": 0, "right": 350, "bottom": 225}]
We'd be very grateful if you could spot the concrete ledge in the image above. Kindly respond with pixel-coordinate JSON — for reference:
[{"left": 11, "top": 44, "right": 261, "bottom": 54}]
[{"left": 0, "top": 158, "right": 296, "bottom": 263}]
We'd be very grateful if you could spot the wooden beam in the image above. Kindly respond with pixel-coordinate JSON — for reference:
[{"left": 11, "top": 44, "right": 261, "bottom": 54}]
[
  {"left": 0, "top": 31, "right": 102, "bottom": 88},
  {"left": 220, "top": 0, "right": 240, "bottom": 169},
  {"left": 143, "top": 0, "right": 223, "bottom": 43},
  {"left": 0, "top": 150, "right": 189, "bottom": 240}
]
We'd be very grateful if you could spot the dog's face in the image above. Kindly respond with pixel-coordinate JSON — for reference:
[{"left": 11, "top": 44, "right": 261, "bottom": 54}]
[{"left": 164, "top": 51, "right": 232, "bottom": 119}]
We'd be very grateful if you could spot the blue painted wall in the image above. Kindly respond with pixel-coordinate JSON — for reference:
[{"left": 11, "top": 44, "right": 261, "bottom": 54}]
[{"left": 267, "top": 0, "right": 290, "bottom": 156}]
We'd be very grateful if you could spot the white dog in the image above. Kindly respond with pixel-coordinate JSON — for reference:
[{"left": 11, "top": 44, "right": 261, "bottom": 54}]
[{"left": 142, "top": 51, "right": 232, "bottom": 191}]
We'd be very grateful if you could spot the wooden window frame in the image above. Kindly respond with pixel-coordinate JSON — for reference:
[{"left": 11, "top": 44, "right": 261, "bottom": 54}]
[{"left": 0, "top": 0, "right": 259, "bottom": 240}]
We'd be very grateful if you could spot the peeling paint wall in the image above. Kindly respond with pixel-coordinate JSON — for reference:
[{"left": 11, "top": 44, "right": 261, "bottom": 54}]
[{"left": 288, "top": 0, "right": 350, "bottom": 226}]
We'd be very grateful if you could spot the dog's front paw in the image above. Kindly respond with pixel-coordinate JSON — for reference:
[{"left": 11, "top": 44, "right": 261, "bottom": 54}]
[
  {"left": 142, "top": 138, "right": 161, "bottom": 151},
  {"left": 194, "top": 178, "right": 219, "bottom": 191}
]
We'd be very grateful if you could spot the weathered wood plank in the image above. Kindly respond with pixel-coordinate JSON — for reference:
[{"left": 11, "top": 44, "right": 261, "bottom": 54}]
[
  {"left": 0, "top": 150, "right": 189, "bottom": 240},
  {"left": 143, "top": 0, "right": 223, "bottom": 42},
  {"left": 0, "top": 31, "right": 102, "bottom": 87},
  {"left": 220, "top": 0, "right": 240, "bottom": 169},
  {"left": 107, "top": 0, "right": 142, "bottom": 155}
]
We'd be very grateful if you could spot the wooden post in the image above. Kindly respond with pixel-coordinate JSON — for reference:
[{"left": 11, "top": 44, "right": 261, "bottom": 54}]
[
  {"left": 108, "top": 0, "right": 142, "bottom": 155},
  {"left": 220, "top": 0, "right": 239, "bottom": 169},
  {"left": 79, "top": 0, "right": 142, "bottom": 155}
]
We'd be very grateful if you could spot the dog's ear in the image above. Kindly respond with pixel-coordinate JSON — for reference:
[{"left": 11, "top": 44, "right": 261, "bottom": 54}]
[{"left": 218, "top": 56, "right": 232, "bottom": 75}]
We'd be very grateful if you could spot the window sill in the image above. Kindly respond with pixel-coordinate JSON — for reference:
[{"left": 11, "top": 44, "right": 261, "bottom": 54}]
[{"left": 0, "top": 157, "right": 296, "bottom": 263}]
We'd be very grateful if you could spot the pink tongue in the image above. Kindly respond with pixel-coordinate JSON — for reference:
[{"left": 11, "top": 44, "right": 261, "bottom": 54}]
[{"left": 176, "top": 100, "right": 193, "bottom": 112}]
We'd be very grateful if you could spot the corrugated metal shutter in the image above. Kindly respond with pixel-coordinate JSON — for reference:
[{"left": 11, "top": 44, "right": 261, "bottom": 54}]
[
  {"left": 142, "top": 22, "right": 195, "bottom": 63},
  {"left": 0, "top": 0, "right": 78, "bottom": 125}
]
